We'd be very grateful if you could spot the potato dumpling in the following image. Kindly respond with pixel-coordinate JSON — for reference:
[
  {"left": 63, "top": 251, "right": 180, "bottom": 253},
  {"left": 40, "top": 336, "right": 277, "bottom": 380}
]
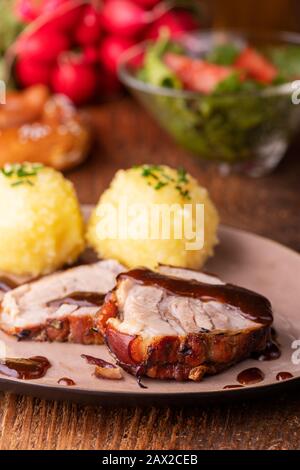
[
  {"left": 87, "top": 164, "right": 219, "bottom": 269},
  {"left": 0, "top": 163, "right": 84, "bottom": 276}
]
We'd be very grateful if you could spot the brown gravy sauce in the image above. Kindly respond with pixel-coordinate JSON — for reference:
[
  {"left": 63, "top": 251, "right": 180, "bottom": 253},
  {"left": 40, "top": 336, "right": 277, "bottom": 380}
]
[
  {"left": 252, "top": 326, "right": 281, "bottom": 361},
  {"left": 252, "top": 341, "right": 281, "bottom": 361},
  {"left": 271, "top": 327, "right": 278, "bottom": 341},
  {"left": 237, "top": 367, "right": 265, "bottom": 385},
  {"left": 58, "top": 377, "right": 76, "bottom": 386},
  {"left": 276, "top": 372, "right": 293, "bottom": 381},
  {"left": 81, "top": 354, "right": 116, "bottom": 369},
  {"left": 47, "top": 292, "right": 105, "bottom": 308},
  {"left": 0, "top": 277, "right": 18, "bottom": 293},
  {"left": 0, "top": 356, "right": 51, "bottom": 379},
  {"left": 120, "top": 269, "right": 273, "bottom": 325}
]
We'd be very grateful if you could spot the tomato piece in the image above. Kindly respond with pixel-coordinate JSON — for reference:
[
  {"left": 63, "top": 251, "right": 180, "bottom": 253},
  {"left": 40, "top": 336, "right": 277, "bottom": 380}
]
[
  {"left": 235, "top": 47, "right": 277, "bottom": 83},
  {"left": 164, "top": 53, "right": 234, "bottom": 94}
]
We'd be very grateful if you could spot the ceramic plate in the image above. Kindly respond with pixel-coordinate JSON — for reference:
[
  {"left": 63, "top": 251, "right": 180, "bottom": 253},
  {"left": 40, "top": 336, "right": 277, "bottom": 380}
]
[{"left": 0, "top": 206, "right": 299, "bottom": 405}]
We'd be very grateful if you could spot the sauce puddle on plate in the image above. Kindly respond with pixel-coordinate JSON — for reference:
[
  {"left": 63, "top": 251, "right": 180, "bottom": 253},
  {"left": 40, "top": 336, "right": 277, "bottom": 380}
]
[
  {"left": 0, "top": 356, "right": 51, "bottom": 379},
  {"left": 237, "top": 367, "right": 265, "bottom": 385},
  {"left": 252, "top": 341, "right": 281, "bottom": 361},
  {"left": 276, "top": 372, "right": 293, "bottom": 381},
  {"left": 58, "top": 377, "right": 76, "bottom": 386}
]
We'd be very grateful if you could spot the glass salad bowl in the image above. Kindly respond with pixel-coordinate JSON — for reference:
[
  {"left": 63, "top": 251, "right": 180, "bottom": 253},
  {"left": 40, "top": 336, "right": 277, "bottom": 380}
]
[{"left": 119, "top": 30, "right": 300, "bottom": 177}]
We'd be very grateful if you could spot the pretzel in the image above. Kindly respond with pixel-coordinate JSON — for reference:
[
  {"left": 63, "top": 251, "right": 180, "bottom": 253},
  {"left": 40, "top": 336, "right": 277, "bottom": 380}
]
[{"left": 0, "top": 85, "right": 91, "bottom": 170}]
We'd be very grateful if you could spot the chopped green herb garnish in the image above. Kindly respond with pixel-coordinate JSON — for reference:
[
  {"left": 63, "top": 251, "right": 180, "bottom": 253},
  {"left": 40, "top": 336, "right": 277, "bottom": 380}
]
[
  {"left": 1, "top": 163, "right": 44, "bottom": 187},
  {"left": 154, "top": 181, "right": 167, "bottom": 190},
  {"left": 11, "top": 179, "right": 34, "bottom": 187},
  {"left": 175, "top": 185, "right": 191, "bottom": 200},
  {"left": 161, "top": 172, "right": 175, "bottom": 182},
  {"left": 177, "top": 167, "right": 188, "bottom": 184},
  {"left": 134, "top": 164, "right": 190, "bottom": 199},
  {"left": 1, "top": 167, "right": 13, "bottom": 177},
  {"left": 141, "top": 166, "right": 160, "bottom": 179}
]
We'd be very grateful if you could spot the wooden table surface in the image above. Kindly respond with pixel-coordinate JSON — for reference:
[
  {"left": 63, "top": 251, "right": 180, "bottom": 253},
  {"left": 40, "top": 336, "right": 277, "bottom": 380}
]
[{"left": 0, "top": 98, "right": 299, "bottom": 450}]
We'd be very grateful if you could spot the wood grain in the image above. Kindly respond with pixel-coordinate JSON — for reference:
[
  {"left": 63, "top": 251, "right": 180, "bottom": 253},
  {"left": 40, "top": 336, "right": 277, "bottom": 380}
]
[
  {"left": 209, "top": 0, "right": 300, "bottom": 32},
  {"left": 0, "top": 99, "right": 299, "bottom": 450},
  {"left": 1, "top": 390, "right": 300, "bottom": 449}
]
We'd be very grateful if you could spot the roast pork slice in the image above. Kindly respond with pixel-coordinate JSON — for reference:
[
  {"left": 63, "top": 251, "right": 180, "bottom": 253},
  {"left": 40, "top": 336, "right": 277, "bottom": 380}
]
[
  {"left": 98, "top": 266, "right": 273, "bottom": 381},
  {"left": 0, "top": 272, "right": 35, "bottom": 303},
  {"left": 0, "top": 260, "right": 124, "bottom": 344}
]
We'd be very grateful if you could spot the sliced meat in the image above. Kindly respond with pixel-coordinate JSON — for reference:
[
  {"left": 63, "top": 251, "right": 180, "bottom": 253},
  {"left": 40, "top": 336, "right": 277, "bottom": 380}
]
[
  {"left": 0, "top": 272, "right": 35, "bottom": 302},
  {"left": 0, "top": 260, "right": 124, "bottom": 344},
  {"left": 98, "top": 266, "right": 273, "bottom": 381},
  {"left": 0, "top": 277, "right": 18, "bottom": 299}
]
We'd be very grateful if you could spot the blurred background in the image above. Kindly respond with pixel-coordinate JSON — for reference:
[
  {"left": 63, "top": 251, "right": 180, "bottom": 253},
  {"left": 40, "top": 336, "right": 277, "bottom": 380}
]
[
  {"left": 1, "top": 0, "right": 300, "bottom": 179},
  {"left": 2, "top": 0, "right": 299, "bottom": 99},
  {"left": 205, "top": 0, "right": 298, "bottom": 31}
]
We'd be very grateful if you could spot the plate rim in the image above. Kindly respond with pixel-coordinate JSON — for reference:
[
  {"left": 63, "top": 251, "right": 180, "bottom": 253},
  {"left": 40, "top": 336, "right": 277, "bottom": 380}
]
[{"left": 0, "top": 371, "right": 299, "bottom": 405}]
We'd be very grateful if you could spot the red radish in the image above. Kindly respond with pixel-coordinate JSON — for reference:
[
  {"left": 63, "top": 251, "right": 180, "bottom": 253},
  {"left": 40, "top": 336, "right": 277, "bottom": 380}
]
[
  {"left": 41, "top": 6, "right": 83, "bottom": 32},
  {"left": 17, "top": 1, "right": 83, "bottom": 32},
  {"left": 42, "top": 0, "right": 73, "bottom": 14},
  {"left": 99, "top": 36, "right": 135, "bottom": 74},
  {"left": 164, "top": 53, "right": 235, "bottom": 94},
  {"left": 84, "top": 45, "right": 98, "bottom": 64},
  {"left": 146, "top": 10, "right": 199, "bottom": 39},
  {"left": 17, "top": 30, "right": 69, "bottom": 62},
  {"left": 16, "top": 57, "right": 52, "bottom": 86},
  {"left": 52, "top": 53, "right": 97, "bottom": 105},
  {"left": 15, "top": 0, "right": 44, "bottom": 22},
  {"left": 101, "top": 0, "right": 150, "bottom": 38},
  {"left": 133, "top": 0, "right": 161, "bottom": 8},
  {"left": 15, "top": 0, "right": 74, "bottom": 24},
  {"left": 235, "top": 47, "right": 277, "bottom": 84},
  {"left": 74, "top": 5, "right": 102, "bottom": 46},
  {"left": 98, "top": 70, "right": 122, "bottom": 95},
  {"left": 40, "top": 1, "right": 83, "bottom": 32}
]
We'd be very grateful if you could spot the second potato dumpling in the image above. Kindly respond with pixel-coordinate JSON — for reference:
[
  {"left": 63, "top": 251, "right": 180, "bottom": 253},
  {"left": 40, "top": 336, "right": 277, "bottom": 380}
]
[{"left": 87, "top": 165, "right": 219, "bottom": 269}]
